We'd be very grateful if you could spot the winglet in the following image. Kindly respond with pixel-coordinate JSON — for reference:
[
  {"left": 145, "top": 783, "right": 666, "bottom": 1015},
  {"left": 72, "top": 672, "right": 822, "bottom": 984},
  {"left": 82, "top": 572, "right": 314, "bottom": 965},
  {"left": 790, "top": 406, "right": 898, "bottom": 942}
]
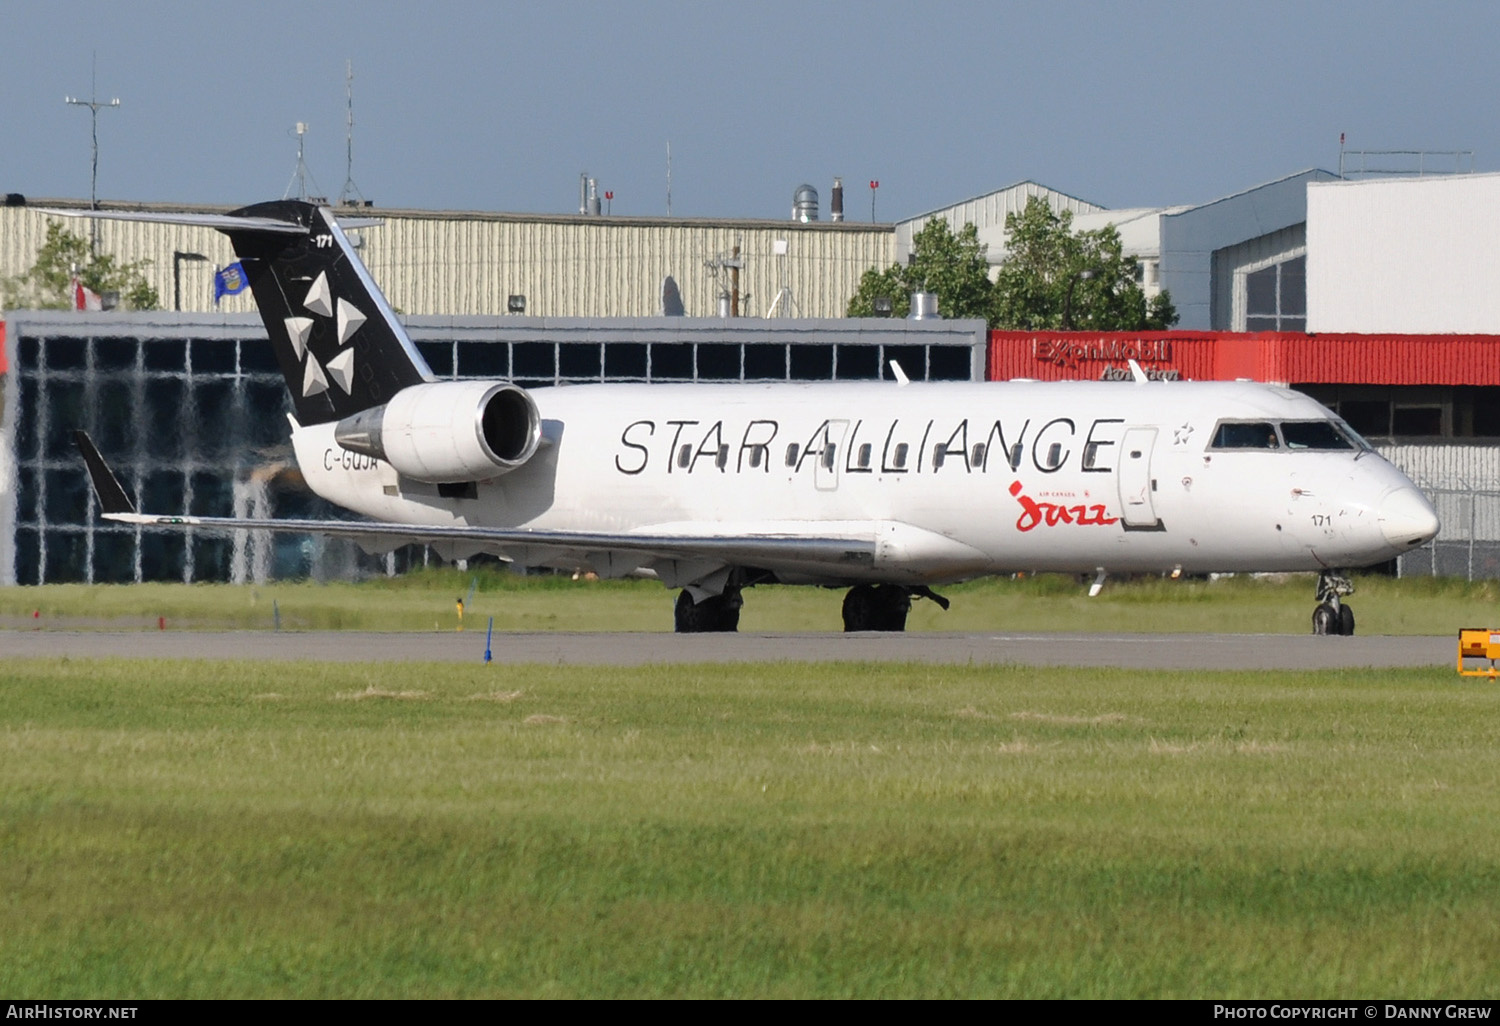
[{"left": 73, "top": 431, "right": 137, "bottom": 515}]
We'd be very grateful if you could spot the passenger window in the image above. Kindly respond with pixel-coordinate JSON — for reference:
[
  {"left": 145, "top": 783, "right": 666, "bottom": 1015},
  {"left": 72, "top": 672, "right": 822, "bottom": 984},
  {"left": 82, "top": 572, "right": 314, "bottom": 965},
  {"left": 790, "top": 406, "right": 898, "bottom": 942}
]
[
  {"left": 678, "top": 444, "right": 692, "bottom": 468},
  {"left": 893, "top": 443, "right": 909, "bottom": 469},
  {"left": 857, "top": 443, "right": 872, "bottom": 468},
  {"left": 1211, "top": 422, "right": 1279, "bottom": 449},
  {"left": 822, "top": 444, "right": 837, "bottom": 470},
  {"left": 785, "top": 443, "right": 799, "bottom": 467},
  {"left": 971, "top": 443, "right": 986, "bottom": 467}
]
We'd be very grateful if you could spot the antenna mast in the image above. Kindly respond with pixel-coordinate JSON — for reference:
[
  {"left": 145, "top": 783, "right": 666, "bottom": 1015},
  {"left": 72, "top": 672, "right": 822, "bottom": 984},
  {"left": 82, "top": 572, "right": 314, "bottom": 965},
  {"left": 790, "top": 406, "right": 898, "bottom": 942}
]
[
  {"left": 284, "top": 122, "right": 322, "bottom": 201},
  {"left": 339, "top": 60, "right": 366, "bottom": 206}
]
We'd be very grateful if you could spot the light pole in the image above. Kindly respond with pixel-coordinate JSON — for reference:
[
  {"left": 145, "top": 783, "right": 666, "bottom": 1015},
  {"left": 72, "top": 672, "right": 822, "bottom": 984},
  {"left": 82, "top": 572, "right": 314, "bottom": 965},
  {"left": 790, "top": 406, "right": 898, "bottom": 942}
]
[
  {"left": 1062, "top": 268, "right": 1099, "bottom": 330},
  {"left": 65, "top": 58, "right": 121, "bottom": 254}
]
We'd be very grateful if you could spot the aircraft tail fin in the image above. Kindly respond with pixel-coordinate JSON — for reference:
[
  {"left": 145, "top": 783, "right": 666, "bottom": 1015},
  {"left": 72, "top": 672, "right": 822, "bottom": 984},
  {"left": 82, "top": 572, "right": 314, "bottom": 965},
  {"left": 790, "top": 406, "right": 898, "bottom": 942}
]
[
  {"left": 220, "top": 201, "right": 432, "bottom": 424},
  {"left": 41, "top": 201, "right": 434, "bottom": 425},
  {"left": 74, "top": 430, "right": 136, "bottom": 515}
]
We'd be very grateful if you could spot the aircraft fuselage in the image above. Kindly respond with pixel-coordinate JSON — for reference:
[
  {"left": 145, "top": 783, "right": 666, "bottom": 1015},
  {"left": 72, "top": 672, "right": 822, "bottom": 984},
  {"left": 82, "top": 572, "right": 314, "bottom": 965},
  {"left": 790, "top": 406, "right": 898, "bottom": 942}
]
[{"left": 294, "top": 378, "right": 1434, "bottom": 585}]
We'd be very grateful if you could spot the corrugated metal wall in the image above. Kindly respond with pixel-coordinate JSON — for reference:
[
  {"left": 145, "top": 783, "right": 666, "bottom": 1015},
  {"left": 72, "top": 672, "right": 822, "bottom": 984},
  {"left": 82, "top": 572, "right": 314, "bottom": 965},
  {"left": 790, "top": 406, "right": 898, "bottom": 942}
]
[
  {"left": 895, "top": 183, "right": 1103, "bottom": 262},
  {"left": 0, "top": 205, "right": 258, "bottom": 316},
  {"left": 365, "top": 215, "right": 893, "bottom": 318},
  {"left": 0, "top": 203, "right": 893, "bottom": 320},
  {"left": 989, "top": 330, "right": 1500, "bottom": 386}
]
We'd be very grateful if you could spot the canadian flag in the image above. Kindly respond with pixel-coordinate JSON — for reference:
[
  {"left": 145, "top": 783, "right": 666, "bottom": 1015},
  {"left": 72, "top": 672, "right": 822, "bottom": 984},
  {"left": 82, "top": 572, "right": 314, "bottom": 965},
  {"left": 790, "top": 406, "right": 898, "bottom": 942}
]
[{"left": 71, "top": 277, "right": 102, "bottom": 311}]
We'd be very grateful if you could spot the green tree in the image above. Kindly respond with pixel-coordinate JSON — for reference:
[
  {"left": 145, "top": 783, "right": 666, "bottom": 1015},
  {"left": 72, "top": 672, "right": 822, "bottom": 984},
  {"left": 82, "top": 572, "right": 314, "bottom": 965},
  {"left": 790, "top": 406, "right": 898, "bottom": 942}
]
[
  {"left": 990, "top": 197, "right": 1176, "bottom": 331},
  {"left": 847, "top": 218, "right": 994, "bottom": 321},
  {"left": 3, "top": 222, "right": 159, "bottom": 310}
]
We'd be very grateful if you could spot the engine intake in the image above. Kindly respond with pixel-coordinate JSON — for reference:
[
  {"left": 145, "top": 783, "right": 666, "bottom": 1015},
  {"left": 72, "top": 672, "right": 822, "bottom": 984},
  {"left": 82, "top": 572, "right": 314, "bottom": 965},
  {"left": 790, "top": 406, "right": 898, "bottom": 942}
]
[{"left": 333, "top": 380, "right": 541, "bottom": 483}]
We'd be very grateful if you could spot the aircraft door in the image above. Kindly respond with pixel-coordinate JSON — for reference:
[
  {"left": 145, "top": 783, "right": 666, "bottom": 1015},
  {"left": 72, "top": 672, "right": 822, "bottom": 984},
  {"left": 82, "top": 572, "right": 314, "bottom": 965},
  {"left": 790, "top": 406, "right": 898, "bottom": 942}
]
[
  {"left": 815, "top": 420, "right": 849, "bottom": 492},
  {"left": 1117, "top": 427, "right": 1161, "bottom": 528}
]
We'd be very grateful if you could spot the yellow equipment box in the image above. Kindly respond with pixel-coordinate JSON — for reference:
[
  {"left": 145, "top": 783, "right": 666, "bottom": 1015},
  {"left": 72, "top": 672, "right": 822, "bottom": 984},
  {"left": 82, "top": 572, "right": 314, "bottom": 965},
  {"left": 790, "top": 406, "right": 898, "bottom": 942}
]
[{"left": 1458, "top": 629, "right": 1500, "bottom": 678}]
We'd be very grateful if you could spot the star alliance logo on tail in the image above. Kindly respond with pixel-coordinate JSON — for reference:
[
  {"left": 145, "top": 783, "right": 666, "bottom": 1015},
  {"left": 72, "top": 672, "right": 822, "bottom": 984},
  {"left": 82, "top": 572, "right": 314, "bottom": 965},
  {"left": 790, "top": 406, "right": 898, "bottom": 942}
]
[{"left": 286, "top": 271, "right": 367, "bottom": 398}]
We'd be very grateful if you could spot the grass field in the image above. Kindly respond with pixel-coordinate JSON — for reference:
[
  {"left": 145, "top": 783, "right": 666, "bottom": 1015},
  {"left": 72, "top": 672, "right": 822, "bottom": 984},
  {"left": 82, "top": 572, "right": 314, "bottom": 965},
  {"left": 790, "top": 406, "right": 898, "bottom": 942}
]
[
  {"left": 3, "top": 656, "right": 1500, "bottom": 997},
  {"left": 3, "top": 569, "right": 1498, "bottom": 634}
]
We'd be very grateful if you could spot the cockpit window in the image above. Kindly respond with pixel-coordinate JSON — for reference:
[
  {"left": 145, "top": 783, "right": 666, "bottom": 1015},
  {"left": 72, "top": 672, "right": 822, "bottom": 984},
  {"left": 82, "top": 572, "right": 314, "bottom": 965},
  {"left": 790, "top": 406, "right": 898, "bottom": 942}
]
[
  {"left": 1210, "top": 421, "right": 1280, "bottom": 449},
  {"left": 1280, "top": 420, "right": 1356, "bottom": 451},
  {"left": 1333, "top": 418, "right": 1375, "bottom": 452}
]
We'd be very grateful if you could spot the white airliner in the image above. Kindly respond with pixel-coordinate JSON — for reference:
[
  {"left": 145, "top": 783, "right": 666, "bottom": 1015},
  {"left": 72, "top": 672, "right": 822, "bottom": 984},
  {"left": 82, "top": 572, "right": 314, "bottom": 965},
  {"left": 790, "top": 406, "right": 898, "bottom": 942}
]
[{"left": 58, "top": 202, "right": 1439, "bottom": 634}]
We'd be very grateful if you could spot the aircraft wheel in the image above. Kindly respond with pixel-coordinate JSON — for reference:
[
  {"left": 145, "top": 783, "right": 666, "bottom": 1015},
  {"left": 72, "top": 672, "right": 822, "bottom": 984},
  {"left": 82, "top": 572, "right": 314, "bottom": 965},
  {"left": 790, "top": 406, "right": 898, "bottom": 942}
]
[
  {"left": 1339, "top": 604, "right": 1355, "bottom": 637},
  {"left": 871, "top": 584, "right": 911, "bottom": 632},
  {"left": 842, "top": 585, "right": 878, "bottom": 632},
  {"left": 1312, "top": 603, "right": 1338, "bottom": 636},
  {"left": 843, "top": 585, "right": 910, "bottom": 632},
  {"left": 674, "top": 590, "right": 741, "bottom": 633}
]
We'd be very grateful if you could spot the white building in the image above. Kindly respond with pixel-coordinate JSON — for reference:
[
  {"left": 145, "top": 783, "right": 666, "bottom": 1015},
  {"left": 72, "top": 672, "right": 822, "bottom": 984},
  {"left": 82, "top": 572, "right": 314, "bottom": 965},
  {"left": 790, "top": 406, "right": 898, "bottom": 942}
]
[
  {"left": 1307, "top": 173, "right": 1500, "bottom": 333},
  {"left": 900, "top": 170, "right": 1337, "bottom": 331}
]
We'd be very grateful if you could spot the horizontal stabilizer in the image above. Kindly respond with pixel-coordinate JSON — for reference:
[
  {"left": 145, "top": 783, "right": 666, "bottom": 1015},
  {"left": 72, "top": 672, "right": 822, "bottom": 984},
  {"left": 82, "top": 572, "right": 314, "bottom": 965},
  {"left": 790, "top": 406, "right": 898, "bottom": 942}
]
[
  {"left": 36, "top": 207, "right": 308, "bottom": 234},
  {"left": 74, "top": 431, "right": 137, "bottom": 515}
]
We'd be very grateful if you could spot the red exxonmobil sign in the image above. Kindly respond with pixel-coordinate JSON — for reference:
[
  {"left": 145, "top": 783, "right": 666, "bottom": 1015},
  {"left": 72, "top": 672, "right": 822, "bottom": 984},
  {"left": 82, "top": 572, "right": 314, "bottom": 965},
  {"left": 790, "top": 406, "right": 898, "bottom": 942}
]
[
  {"left": 1031, "top": 335, "right": 1180, "bottom": 380},
  {"left": 990, "top": 330, "right": 1500, "bottom": 385}
]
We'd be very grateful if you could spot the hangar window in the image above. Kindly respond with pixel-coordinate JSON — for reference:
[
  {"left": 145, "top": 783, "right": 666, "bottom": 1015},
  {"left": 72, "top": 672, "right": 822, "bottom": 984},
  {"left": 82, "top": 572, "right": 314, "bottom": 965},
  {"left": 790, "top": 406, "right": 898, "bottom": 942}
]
[
  {"left": 1392, "top": 405, "right": 1443, "bottom": 437},
  {"left": 1242, "top": 255, "right": 1306, "bottom": 333},
  {"left": 1338, "top": 400, "right": 1390, "bottom": 438},
  {"left": 744, "top": 344, "right": 787, "bottom": 380}
]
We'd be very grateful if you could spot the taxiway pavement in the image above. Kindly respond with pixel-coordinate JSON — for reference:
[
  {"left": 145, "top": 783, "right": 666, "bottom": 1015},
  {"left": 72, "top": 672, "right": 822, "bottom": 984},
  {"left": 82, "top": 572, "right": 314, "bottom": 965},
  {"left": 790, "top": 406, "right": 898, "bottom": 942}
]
[{"left": 0, "top": 630, "right": 1458, "bottom": 671}]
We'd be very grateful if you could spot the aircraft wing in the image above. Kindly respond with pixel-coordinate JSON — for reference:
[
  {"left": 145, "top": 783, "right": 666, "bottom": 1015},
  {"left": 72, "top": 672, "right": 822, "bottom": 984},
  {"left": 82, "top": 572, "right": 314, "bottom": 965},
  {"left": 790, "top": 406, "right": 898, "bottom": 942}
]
[{"left": 74, "top": 432, "right": 876, "bottom": 574}]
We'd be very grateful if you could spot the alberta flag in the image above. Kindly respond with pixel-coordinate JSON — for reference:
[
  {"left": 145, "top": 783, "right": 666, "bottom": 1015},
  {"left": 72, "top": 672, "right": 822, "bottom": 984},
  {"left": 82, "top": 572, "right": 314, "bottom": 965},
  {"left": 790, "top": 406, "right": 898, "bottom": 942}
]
[{"left": 214, "top": 261, "right": 249, "bottom": 304}]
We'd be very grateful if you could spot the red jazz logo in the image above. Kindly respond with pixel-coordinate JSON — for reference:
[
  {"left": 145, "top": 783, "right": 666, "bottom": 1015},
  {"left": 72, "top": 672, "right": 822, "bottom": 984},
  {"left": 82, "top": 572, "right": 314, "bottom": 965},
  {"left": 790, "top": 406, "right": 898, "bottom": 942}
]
[{"left": 1009, "top": 481, "right": 1119, "bottom": 533}]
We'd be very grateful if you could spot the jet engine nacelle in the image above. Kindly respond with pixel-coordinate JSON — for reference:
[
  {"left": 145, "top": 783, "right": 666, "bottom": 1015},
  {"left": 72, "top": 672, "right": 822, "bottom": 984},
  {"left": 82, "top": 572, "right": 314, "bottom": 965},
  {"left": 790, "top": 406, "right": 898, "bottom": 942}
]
[{"left": 332, "top": 380, "right": 541, "bottom": 483}]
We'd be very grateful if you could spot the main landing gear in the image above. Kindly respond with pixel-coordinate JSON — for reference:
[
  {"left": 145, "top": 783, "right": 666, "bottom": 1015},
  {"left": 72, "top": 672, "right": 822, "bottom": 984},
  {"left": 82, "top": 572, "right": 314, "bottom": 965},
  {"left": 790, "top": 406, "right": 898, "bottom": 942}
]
[
  {"left": 674, "top": 587, "right": 743, "bottom": 633},
  {"left": 673, "top": 582, "right": 952, "bottom": 633},
  {"left": 841, "top": 584, "right": 950, "bottom": 633},
  {"left": 1311, "top": 571, "right": 1356, "bottom": 636}
]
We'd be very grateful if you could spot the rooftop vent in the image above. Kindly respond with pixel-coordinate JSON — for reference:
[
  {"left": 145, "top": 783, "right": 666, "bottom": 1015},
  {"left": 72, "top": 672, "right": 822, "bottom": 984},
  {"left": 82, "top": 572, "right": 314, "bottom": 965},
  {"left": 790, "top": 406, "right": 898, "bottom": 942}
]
[{"left": 792, "top": 184, "right": 818, "bottom": 223}]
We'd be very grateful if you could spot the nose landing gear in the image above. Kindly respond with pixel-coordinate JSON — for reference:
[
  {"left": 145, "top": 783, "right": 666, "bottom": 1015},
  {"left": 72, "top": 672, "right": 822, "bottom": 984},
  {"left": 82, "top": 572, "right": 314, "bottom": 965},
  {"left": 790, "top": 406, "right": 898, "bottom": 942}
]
[{"left": 1312, "top": 571, "right": 1355, "bottom": 636}]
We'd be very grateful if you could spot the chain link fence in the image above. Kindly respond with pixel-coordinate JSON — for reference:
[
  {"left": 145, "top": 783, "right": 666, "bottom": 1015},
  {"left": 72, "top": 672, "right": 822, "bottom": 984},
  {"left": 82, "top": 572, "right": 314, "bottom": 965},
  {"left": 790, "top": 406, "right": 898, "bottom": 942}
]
[{"left": 1397, "top": 487, "right": 1500, "bottom": 580}]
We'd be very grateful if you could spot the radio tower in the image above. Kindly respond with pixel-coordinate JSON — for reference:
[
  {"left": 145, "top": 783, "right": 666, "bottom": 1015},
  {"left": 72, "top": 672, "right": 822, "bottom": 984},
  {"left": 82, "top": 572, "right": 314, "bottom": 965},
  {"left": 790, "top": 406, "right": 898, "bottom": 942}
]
[{"left": 338, "top": 60, "right": 366, "bottom": 206}]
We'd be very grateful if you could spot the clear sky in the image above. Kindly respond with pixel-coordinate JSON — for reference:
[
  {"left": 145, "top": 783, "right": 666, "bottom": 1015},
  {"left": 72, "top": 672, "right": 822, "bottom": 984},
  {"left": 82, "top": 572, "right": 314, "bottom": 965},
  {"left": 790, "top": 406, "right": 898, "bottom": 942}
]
[{"left": 5, "top": 0, "right": 1497, "bottom": 221}]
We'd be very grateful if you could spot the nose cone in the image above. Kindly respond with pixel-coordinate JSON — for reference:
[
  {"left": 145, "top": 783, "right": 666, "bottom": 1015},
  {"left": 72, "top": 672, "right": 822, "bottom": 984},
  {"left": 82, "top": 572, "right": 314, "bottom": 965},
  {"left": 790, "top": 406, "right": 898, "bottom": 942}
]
[{"left": 1379, "top": 487, "right": 1440, "bottom": 549}]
